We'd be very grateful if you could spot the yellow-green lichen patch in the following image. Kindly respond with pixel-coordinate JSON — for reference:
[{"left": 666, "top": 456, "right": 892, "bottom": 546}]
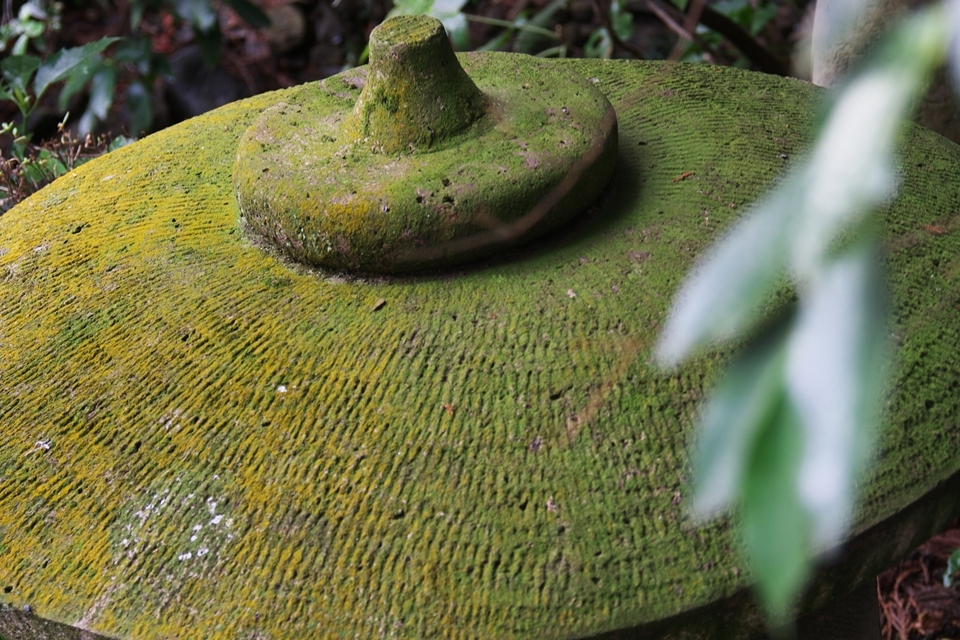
[
  {"left": 1, "top": 59, "right": 960, "bottom": 640},
  {"left": 234, "top": 46, "right": 617, "bottom": 273}
]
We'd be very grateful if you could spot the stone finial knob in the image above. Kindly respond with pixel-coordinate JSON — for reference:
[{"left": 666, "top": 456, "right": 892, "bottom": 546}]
[{"left": 342, "top": 15, "right": 487, "bottom": 154}]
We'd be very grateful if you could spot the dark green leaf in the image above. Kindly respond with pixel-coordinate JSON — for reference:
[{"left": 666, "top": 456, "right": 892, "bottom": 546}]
[
  {"left": 108, "top": 135, "right": 136, "bottom": 151},
  {"left": 125, "top": 81, "right": 152, "bottom": 137},
  {"left": 34, "top": 38, "right": 118, "bottom": 101},
  {"left": 611, "top": 0, "right": 633, "bottom": 41},
  {"left": 222, "top": 0, "right": 270, "bottom": 28},
  {"left": 12, "top": 33, "right": 29, "bottom": 56},
  {"left": 195, "top": 25, "right": 222, "bottom": 69},
  {"left": 742, "top": 394, "right": 811, "bottom": 624},
  {"left": 57, "top": 62, "right": 97, "bottom": 111},
  {"left": 1, "top": 55, "right": 40, "bottom": 94},
  {"left": 945, "top": 547, "right": 960, "bottom": 588},
  {"left": 130, "top": 0, "right": 147, "bottom": 30}
]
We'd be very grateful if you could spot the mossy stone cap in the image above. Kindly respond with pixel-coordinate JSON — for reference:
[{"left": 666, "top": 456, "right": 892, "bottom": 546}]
[
  {"left": 2, "top": 59, "right": 960, "bottom": 640},
  {"left": 233, "top": 15, "right": 618, "bottom": 274}
]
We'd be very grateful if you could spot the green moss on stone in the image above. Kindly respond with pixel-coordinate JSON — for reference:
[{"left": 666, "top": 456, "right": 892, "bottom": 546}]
[{"left": 0, "top": 59, "right": 959, "bottom": 640}]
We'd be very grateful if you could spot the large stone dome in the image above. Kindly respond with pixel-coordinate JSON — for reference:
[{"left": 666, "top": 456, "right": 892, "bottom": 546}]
[{"left": 1, "top": 54, "right": 959, "bottom": 639}]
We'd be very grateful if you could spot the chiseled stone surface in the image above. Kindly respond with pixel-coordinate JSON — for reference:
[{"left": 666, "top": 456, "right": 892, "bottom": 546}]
[{"left": 1, "top": 57, "right": 959, "bottom": 639}]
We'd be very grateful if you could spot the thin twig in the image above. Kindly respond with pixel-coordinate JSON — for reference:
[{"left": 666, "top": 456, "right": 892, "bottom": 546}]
[
  {"left": 464, "top": 14, "right": 559, "bottom": 40},
  {"left": 697, "top": 4, "right": 787, "bottom": 75}
]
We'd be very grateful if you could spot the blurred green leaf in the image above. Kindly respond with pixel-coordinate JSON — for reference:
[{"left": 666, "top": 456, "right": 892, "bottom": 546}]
[
  {"left": 655, "top": 179, "right": 797, "bottom": 366},
  {"left": 791, "top": 15, "right": 946, "bottom": 277},
  {"left": 34, "top": 38, "right": 117, "bottom": 101},
  {"left": 108, "top": 135, "right": 135, "bottom": 152},
  {"left": 742, "top": 393, "right": 811, "bottom": 624},
  {"left": 174, "top": 0, "right": 218, "bottom": 32},
  {"left": 658, "top": 6, "right": 949, "bottom": 365},
  {"left": 784, "top": 239, "right": 889, "bottom": 549},
  {"left": 57, "top": 63, "right": 94, "bottom": 111},
  {"left": 78, "top": 66, "right": 117, "bottom": 136},
  {"left": 584, "top": 27, "right": 613, "bottom": 59},
  {"left": 611, "top": 0, "right": 633, "bottom": 41},
  {"left": 389, "top": 0, "right": 470, "bottom": 49},
  {"left": 12, "top": 33, "right": 30, "bottom": 56},
  {"left": 945, "top": 547, "right": 960, "bottom": 588},
  {"left": 1, "top": 55, "right": 40, "bottom": 95},
  {"left": 87, "top": 67, "right": 116, "bottom": 122},
  {"left": 693, "top": 315, "right": 792, "bottom": 518},
  {"left": 658, "top": 2, "right": 952, "bottom": 631},
  {"left": 130, "top": 0, "right": 147, "bottom": 30}
]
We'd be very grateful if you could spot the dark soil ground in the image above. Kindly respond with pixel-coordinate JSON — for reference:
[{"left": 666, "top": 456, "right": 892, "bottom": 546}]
[{"left": 3, "top": 0, "right": 960, "bottom": 636}]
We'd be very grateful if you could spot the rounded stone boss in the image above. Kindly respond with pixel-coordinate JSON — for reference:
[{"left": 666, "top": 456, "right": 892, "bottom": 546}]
[{"left": 1, "top": 14, "right": 960, "bottom": 640}]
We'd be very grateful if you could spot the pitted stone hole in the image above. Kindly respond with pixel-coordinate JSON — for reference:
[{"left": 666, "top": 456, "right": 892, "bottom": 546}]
[
  {"left": 391, "top": 510, "right": 405, "bottom": 520},
  {"left": 518, "top": 500, "right": 528, "bottom": 511},
  {"left": 4, "top": 585, "right": 12, "bottom": 593},
  {"left": 441, "top": 178, "right": 451, "bottom": 187}
]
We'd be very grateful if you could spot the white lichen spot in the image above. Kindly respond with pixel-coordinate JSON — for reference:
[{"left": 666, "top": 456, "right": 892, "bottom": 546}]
[
  {"left": 276, "top": 385, "right": 287, "bottom": 393},
  {"left": 178, "top": 552, "right": 192, "bottom": 561},
  {"left": 197, "top": 548, "right": 209, "bottom": 557},
  {"left": 567, "top": 289, "right": 576, "bottom": 298},
  {"left": 210, "top": 515, "right": 224, "bottom": 526}
]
